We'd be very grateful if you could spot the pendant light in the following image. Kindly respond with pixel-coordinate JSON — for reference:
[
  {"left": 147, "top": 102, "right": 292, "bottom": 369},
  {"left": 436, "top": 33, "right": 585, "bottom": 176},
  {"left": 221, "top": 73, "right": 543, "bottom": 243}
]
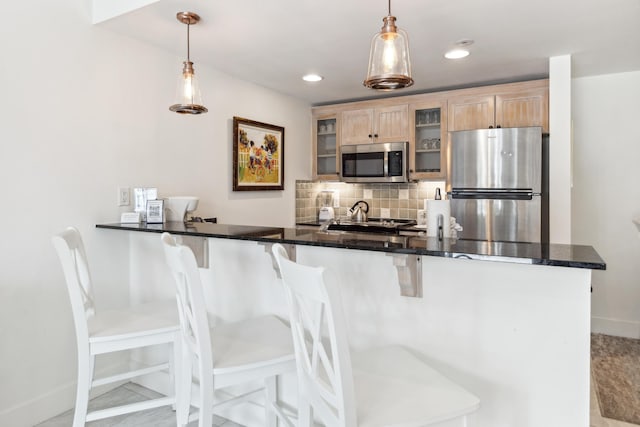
[
  {"left": 363, "top": 0, "right": 414, "bottom": 90},
  {"left": 169, "top": 12, "right": 208, "bottom": 114}
]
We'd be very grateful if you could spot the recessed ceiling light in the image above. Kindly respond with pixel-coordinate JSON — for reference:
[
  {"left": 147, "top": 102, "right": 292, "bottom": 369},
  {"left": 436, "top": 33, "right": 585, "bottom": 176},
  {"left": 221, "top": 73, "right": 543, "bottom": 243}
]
[
  {"left": 445, "top": 39, "right": 474, "bottom": 60},
  {"left": 302, "top": 74, "right": 324, "bottom": 82},
  {"left": 445, "top": 49, "right": 470, "bottom": 59}
]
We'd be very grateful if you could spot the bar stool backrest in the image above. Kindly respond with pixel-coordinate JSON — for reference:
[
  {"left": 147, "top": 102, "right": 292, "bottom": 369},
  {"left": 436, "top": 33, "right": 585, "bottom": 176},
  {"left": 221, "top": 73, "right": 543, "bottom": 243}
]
[
  {"left": 272, "top": 243, "right": 356, "bottom": 426},
  {"left": 52, "top": 227, "right": 96, "bottom": 347},
  {"left": 161, "top": 233, "right": 213, "bottom": 373}
]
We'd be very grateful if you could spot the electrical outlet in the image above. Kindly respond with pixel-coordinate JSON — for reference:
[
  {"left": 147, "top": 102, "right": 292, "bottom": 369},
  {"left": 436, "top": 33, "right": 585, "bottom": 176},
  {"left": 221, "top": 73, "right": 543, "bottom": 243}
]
[
  {"left": 118, "top": 187, "right": 130, "bottom": 206},
  {"left": 332, "top": 191, "right": 340, "bottom": 208}
]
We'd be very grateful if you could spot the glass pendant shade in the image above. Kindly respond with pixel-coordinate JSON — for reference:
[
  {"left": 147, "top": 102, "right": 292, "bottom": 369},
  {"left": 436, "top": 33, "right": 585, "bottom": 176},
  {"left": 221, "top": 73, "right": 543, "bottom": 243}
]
[
  {"left": 170, "top": 60, "right": 208, "bottom": 114},
  {"left": 364, "top": 13, "right": 414, "bottom": 90},
  {"left": 169, "top": 12, "right": 208, "bottom": 114}
]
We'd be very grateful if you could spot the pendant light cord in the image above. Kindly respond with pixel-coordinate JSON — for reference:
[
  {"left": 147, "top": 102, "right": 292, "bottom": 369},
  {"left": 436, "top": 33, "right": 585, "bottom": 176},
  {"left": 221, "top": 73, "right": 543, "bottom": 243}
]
[
  {"left": 388, "top": 0, "right": 391, "bottom": 15},
  {"left": 186, "top": 23, "right": 191, "bottom": 62}
]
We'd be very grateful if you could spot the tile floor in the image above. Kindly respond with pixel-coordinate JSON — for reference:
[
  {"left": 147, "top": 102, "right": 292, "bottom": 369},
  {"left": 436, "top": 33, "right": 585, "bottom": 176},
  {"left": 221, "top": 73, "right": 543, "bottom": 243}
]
[
  {"left": 591, "top": 372, "right": 639, "bottom": 427},
  {"left": 34, "top": 383, "right": 240, "bottom": 427},
  {"left": 36, "top": 378, "right": 639, "bottom": 426}
]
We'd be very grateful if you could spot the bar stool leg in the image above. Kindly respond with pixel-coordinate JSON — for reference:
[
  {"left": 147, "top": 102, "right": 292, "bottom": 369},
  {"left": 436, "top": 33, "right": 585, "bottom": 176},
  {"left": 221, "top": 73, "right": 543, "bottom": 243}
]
[
  {"left": 73, "top": 350, "right": 91, "bottom": 427},
  {"left": 265, "top": 376, "right": 277, "bottom": 427}
]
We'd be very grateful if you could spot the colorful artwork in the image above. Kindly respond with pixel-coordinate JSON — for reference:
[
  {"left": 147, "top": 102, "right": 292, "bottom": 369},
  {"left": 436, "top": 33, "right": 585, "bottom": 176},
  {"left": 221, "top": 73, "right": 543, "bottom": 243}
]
[{"left": 233, "top": 117, "right": 284, "bottom": 191}]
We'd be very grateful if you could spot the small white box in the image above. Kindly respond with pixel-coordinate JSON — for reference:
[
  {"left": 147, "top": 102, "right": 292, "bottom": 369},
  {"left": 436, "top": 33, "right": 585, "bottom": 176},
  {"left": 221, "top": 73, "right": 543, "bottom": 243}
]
[{"left": 120, "top": 212, "right": 141, "bottom": 223}]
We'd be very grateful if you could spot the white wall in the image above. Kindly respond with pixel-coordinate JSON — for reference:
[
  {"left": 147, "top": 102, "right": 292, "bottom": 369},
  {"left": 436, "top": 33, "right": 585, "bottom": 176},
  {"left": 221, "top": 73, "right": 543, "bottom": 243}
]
[
  {"left": 549, "top": 55, "right": 573, "bottom": 244},
  {"left": 572, "top": 71, "right": 640, "bottom": 338},
  {"left": 0, "top": 1, "right": 310, "bottom": 425}
]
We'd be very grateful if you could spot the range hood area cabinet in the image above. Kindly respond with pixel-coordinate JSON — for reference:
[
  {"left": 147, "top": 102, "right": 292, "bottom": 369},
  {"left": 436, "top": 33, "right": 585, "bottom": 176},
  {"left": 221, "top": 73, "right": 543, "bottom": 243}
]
[
  {"left": 310, "top": 79, "right": 549, "bottom": 181},
  {"left": 448, "top": 81, "right": 549, "bottom": 132},
  {"left": 341, "top": 104, "right": 409, "bottom": 145}
]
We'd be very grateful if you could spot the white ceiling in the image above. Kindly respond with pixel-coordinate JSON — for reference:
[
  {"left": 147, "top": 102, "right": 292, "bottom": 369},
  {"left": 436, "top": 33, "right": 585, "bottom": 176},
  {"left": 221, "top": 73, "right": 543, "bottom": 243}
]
[{"left": 97, "top": 0, "right": 640, "bottom": 105}]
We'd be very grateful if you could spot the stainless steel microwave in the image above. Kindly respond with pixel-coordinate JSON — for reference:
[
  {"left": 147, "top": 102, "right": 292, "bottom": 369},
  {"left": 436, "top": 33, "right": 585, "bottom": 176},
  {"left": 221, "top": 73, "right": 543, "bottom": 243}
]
[{"left": 340, "top": 141, "right": 409, "bottom": 183}]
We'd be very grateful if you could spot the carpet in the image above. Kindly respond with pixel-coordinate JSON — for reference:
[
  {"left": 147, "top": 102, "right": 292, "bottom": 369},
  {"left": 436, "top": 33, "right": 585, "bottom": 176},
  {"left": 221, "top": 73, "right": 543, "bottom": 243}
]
[{"left": 591, "top": 333, "right": 640, "bottom": 424}]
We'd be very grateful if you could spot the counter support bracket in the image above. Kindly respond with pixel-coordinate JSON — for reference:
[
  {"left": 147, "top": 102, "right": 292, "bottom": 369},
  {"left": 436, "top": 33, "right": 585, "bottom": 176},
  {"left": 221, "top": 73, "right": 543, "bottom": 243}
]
[
  {"left": 386, "top": 254, "right": 422, "bottom": 298},
  {"left": 258, "top": 242, "right": 296, "bottom": 278},
  {"left": 176, "top": 235, "right": 208, "bottom": 268}
]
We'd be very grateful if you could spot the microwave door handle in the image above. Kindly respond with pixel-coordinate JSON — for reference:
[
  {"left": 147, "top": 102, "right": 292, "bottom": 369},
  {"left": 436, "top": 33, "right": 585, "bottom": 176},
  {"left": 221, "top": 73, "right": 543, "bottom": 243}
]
[{"left": 383, "top": 151, "right": 389, "bottom": 177}]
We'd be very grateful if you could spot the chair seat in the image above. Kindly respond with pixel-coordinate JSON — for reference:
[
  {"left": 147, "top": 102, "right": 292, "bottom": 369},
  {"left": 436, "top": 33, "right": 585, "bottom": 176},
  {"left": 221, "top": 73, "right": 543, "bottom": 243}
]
[
  {"left": 88, "top": 300, "right": 179, "bottom": 342},
  {"left": 210, "top": 315, "right": 295, "bottom": 374},
  {"left": 352, "top": 346, "right": 480, "bottom": 427}
]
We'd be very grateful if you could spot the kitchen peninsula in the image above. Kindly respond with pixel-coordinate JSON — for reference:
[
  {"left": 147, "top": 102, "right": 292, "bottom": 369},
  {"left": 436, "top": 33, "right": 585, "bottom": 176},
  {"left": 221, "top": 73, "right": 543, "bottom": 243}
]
[{"left": 97, "top": 221, "right": 604, "bottom": 427}]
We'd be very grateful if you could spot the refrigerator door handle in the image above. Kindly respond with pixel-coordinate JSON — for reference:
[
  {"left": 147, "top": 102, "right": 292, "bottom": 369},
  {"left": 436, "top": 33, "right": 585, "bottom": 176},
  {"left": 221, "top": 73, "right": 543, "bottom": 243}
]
[{"left": 450, "top": 189, "right": 534, "bottom": 200}]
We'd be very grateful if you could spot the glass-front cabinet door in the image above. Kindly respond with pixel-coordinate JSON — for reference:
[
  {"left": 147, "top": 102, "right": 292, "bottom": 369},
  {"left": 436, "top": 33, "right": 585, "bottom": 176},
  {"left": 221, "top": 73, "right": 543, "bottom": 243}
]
[
  {"left": 410, "top": 100, "right": 447, "bottom": 180},
  {"left": 313, "top": 114, "right": 339, "bottom": 180}
]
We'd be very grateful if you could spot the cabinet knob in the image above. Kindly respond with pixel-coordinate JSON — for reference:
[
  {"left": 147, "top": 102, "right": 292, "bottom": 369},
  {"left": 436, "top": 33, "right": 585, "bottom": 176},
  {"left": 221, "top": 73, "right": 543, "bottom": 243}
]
[
  {"left": 496, "top": 125, "right": 502, "bottom": 128},
  {"left": 374, "top": 134, "right": 379, "bottom": 138},
  {"left": 488, "top": 125, "right": 493, "bottom": 129},
  {"left": 409, "top": 169, "right": 414, "bottom": 173},
  {"left": 368, "top": 134, "right": 372, "bottom": 138}
]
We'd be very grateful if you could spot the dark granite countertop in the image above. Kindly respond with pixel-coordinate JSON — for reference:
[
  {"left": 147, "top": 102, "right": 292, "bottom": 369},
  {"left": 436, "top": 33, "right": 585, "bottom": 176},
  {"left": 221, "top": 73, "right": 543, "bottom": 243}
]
[{"left": 96, "top": 222, "right": 606, "bottom": 270}]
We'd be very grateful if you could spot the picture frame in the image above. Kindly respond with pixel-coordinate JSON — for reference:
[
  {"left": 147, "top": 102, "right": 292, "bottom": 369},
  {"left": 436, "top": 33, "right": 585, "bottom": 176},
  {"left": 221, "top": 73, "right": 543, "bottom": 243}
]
[
  {"left": 233, "top": 116, "right": 284, "bottom": 191},
  {"left": 146, "top": 199, "right": 164, "bottom": 223},
  {"left": 133, "top": 187, "right": 157, "bottom": 221}
]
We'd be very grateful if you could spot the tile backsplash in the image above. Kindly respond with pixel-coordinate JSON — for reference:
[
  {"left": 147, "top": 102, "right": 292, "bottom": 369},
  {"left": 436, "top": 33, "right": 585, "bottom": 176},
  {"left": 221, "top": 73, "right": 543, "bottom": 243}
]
[{"left": 296, "top": 180, "right": 446, "bottom": 223}]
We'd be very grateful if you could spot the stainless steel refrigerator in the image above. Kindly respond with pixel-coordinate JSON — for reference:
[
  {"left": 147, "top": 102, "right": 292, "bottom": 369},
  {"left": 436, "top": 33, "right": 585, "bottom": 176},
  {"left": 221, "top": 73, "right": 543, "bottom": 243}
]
[{"left": 447, "top": 127, "right": 548, "bottom": 243}]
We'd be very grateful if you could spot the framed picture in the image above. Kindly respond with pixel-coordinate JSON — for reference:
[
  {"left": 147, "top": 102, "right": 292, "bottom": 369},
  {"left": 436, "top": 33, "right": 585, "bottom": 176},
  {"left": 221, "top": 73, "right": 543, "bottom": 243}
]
[
  {"left": 146, "top": 199, "right": 164, "bottom": 223},
  {"left": 233, "top": 116, "right": 284, "bottom": 191},
  {"left": 133, "top": 187, "right": 157, "bottom": 221}
]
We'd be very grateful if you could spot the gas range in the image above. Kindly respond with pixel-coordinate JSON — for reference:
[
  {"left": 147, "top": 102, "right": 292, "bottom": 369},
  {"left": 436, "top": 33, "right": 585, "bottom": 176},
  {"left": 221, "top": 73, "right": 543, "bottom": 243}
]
[{"left": 327, "top": 218, "right": 417, "bottom": 235}]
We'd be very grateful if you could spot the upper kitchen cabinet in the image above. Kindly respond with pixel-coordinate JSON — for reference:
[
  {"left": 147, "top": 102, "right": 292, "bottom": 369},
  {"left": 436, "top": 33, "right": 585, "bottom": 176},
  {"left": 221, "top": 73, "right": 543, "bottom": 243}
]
[
  {"left": 448, "top": 80, "right": 549, "bottom": 132},
  {"left": 312, "top": 111, "right": 340, "bottom": 180},
  {"left": 341, "top": 104, "right": 409, "bottom": 145},
  {"left": 310, "top": 79, "right": 549, "bottom": 181},
  {"left": 447, "top": 95, "right": 495, "bottom": 132},
  {"left": 409, "top": 99, "right": 448, "bottom": 180},
  {"left": 495, "top": 87, "right": 549, "bottom": 132}
]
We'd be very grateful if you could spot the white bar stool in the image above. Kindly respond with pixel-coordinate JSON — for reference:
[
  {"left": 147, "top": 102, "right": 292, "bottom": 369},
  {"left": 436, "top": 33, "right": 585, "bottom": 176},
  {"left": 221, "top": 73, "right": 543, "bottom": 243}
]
[
  {"left": 272, "top": 243, "right": 481, "bottom": 427},
  {"left": 52, "top": 227, "right": 181, "bottom": 426},
  {"left": 161, "top": 232, "right": 296, "bottom": 427}
]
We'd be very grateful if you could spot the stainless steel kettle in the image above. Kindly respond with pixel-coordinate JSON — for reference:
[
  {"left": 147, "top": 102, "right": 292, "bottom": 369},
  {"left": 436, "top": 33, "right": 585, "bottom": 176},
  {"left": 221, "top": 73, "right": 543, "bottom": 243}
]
[{"left": 349, "top": 200, "right": 369, "bottom": 223}]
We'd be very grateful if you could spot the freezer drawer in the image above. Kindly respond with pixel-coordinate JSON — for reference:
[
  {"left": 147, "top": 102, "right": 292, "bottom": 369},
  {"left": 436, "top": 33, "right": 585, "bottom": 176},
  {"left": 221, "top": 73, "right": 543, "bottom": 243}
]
[{"left": 451, "top": 196, "right": 542, "bottom": 243}]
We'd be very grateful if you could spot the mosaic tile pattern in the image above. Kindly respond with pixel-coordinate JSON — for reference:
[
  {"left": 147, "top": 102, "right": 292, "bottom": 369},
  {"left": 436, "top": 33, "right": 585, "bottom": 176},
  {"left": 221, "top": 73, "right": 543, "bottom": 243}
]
[{"left": 295, "top": 180, "right": 446, "bottom": 223}]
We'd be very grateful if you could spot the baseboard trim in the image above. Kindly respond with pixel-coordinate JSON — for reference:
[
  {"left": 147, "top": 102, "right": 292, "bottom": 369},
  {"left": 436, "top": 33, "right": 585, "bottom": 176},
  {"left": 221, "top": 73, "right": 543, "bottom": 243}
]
[
  {"left": 0, "top": 362, "right": 130, "bottom": 427},
  {"left": 592, "top": 316, "right": 640, "bottom": 339}
]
